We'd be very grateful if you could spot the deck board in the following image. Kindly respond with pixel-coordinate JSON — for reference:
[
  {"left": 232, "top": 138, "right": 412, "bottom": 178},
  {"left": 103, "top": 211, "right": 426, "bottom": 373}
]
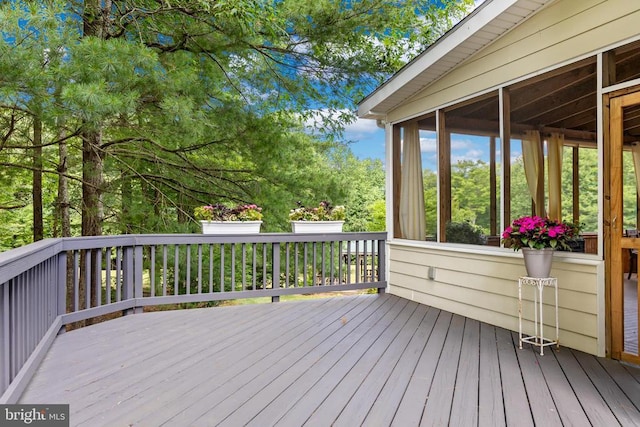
[
  {"left": 421, "top": 314, "right": 465, "bottom": 426},
  {"left": 449, "top": 317, "right": 480, "bottom": 427},
  {"left": 512, "top": 332, "right": 563, "bottom": 426},
  {"left": 18, "top": 293, "right": 640, "bottom": 427},
  {"left": 495, "top": 327, "right": 535, "bottom": 426},
  {"left": 478, "top": 322, "right": 506, "bottom": 426}
]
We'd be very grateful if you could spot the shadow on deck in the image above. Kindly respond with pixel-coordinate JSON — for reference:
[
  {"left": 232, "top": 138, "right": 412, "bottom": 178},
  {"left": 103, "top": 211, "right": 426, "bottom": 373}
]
[{"left": 20, "top": 294, "right": 640, "bottom": 426}]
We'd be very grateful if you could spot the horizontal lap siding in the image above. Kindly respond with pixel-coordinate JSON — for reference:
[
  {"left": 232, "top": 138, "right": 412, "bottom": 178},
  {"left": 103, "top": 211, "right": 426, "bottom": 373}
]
[
  {"left": 388, "top": 244, "right": 600, "bottom": 355},
  {"left": 388, "top": 0, "right": 640, "bottom": 122}
]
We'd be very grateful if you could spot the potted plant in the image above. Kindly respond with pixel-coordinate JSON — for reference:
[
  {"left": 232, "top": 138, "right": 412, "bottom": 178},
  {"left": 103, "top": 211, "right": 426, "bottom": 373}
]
[
  {"left": 194, "top": 203, "right": 263, "bottom": 234},
  {"left": 501, "top": 215, "right": 580, "bottom": 277},
  {"left": 289, "top": 201, "right": 346, "bottom": 233}
]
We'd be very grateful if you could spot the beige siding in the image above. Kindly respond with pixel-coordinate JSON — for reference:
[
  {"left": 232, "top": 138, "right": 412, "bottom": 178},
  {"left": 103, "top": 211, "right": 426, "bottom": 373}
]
[
  {"left": 388, "top": 0, "right": 640, "bottom": 122},
  {"left": 388, "top": 243, "right": 602, "bottom": 355}
]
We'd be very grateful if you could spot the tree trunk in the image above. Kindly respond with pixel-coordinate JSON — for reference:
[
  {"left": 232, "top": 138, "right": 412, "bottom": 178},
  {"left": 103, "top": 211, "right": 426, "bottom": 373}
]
[
  {"left": 80, "top": 0, "right": 109, "bottom": 319},
  {"left": 121, "top": 170, "right": 132, "bottom": 234},
  {"left": 56, "top": 138, "right": 70, "bottom": 238},
  {"left": 32, "top": 116, "right": 43, "bottom": 241},
  {"left": 81, "top": 129, "right": 104, "bottom": 237}
]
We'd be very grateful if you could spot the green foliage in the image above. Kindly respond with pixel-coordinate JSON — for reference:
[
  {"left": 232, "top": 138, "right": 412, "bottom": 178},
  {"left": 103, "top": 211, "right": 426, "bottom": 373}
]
[
  {"left": 289, "top": 201, "right": 345, "bottom": 221},
  {"left": 194, "top": 204, "right": 263, "bottom": 221},
  {"left": 366, "top": 200, "right": 387, "bottom": 232},
  {"left": 446, "top": 221, "right": 486, "bottom": 245},
  {"left": 0, "top": 0, "right": 471, "bottom": 247}
]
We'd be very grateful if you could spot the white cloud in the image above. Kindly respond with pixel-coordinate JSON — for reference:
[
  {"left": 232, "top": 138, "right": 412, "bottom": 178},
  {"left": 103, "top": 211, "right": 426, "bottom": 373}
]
[
  {"left": 344, "top": 117, "right": 382, "bottom": 137},
  {"left": 420, "top": 137, "right": 437, "bottom": 153}
]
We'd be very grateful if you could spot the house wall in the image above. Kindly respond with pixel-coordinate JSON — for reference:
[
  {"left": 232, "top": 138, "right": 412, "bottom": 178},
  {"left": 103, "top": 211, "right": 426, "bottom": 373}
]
[
  {"left": 387, "top": 0, "right": 640, "bottom": 123},
  {"left": 388, "top": 242, "right": 604, "bottom": 355}
]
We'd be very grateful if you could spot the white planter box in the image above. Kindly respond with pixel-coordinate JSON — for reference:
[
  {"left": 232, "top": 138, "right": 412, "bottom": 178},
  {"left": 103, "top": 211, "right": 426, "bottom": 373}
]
[
  {"left": 200, "top": 221, "right": 262, "bottom": 235},
  {"left": 291, "top": 221, "right": 344, "bottom": 233}
]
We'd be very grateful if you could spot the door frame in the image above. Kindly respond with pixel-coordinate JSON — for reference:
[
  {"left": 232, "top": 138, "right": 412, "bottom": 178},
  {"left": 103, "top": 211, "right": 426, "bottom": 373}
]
[{"left": 608, "top": 90, "right": 640, "bottom": 364}]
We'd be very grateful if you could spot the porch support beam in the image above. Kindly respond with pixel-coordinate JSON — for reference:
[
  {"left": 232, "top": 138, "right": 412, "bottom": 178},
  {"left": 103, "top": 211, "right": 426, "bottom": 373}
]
[
  {"left": 437, "top": 109, "right": 451, "bottom": 242},
  {"left": 392, "top": 124, "right": 402, "bottom": 238},
  {"left": 500, "top": 88, "right": 511, "bottom": 228}
]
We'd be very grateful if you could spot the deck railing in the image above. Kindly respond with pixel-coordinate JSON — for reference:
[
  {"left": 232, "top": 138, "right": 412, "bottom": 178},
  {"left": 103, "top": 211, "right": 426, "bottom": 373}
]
[{"left": 0, "top": 232, "right": 386, "bottom": 403}]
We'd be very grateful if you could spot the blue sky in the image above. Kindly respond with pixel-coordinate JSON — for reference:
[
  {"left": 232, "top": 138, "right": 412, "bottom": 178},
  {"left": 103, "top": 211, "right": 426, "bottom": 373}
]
[
  {"left": 344, "top": 0, "right": 490, "bottom": 168},
  {"left": 344, "top": 118, "right": 518, "bottom": 172}
]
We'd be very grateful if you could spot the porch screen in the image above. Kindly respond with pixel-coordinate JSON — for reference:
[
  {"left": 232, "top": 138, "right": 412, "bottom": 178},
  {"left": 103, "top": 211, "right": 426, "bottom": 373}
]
[{"left": 400, "top": 122, "right": 426, "bottom": 240}]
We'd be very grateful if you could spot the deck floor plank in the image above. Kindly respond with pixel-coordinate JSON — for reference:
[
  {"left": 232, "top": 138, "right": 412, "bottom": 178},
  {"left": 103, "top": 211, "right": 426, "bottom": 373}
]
[
  {"left": 16, "top": 293, "right": 640, "bottom": 427},
  {"left": 210, "top": 296, "right": 408, "bottom": 427},
  {"left": 420, "top": 314, "right": 466, "bottom": 426},
  {"left": 326, "top": 303, "right": 429, "bottom": 427},
  {"left": 532, "top": 348, "right": 591, "bottom": 426},
  {"left": 596, "top": 357, "right": 640, "bottom": 411},
  {"left": 449, "top": 317, "right": 480, "bottom": 427},
  {"left": 553, "top": 344, "right": 622, "bottom": 426},
  {"left": 76, "top": 297, "right": 339, "bottom": 425},
  {"left": 571, "top": 349, "right": 640, "bottom": 425},
  {"left": 271, "top": 297, "right": 411, "bottom": 427},
  {"left": 237, "top": 296, "right": 399, "bottom": 427},
  {"left": 495, "top": 327, "right": 534, "bottom": 426},
  {"left": 360, "top": 306, "right": 440, "bottom": 427},
  {"left": 511, "top": 332, "right": 563, "bottom": 426},
  {"left": 302, "top": 299, "right": 419, "bottom": 426},
  {"left": 103, "top": 295, "right": 372, "bottom": 427},
  {"left": 478, "top": 322, "right": 506, "bottom": 427},
  {"left": 391, "top": 310, "right": 452, "bottom": 427}
]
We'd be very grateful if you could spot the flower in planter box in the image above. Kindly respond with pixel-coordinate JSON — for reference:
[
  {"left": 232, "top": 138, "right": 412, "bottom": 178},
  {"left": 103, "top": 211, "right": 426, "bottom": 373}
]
[
  {"left": 501, "top": 215, "right": 580, "bottom": 251},
  {"left": 289, "top": 201, "right": 345, "bottom": 221},
  {"left": 194, "top": 203, "right": 263, "bottom": 221}
]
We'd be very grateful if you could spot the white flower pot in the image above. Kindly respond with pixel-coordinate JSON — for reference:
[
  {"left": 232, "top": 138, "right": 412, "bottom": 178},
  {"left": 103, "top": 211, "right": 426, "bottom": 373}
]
[
  {"left": 521, "top": 247, "right": 554, "bottom": 278},
  {"left": 200, "top": 221, "right": 262, "bottom": 235},
  {"left": 291, "top": 221, "right": 344, "bottom": 234}
]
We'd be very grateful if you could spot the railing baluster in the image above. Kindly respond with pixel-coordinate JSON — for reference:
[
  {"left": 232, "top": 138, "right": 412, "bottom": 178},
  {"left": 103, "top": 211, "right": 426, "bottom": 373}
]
[
  {"left": 123, "top": 246, "right": 134, "bottom": 314},
  {"left": 174, "top": 245, "right": 180, "bottom": 296},
  {"left": 230, "top": 244, "right": 236, "bottom": 292},
  {"left": 115, "top": 248, "right": 122, "bottom": 302},
  {"left": 209, "top": 244, "right": 214, "bottom": 293},
  {"left": 163, "top": 245, "right": 168, "bottom": 297},
  {"left": 196, "top": 244, "right": 202, "bottom": 294},
  {"left": 330, "top": 242, "right": 335, "bottom": 285},
  {"left": 241, "top": 244, "right": 246, "bottom": 291},
  {"left": 95, "top": 249, "right": 102, "bottom": 307},
  {"left": 219, "top": 244, "right": 225, "bottom": 293},
  {"left": 105, "top": 248, "right": 112, "bottom": 304},
  {"left": 185, "top": 244, "right": 191, "bottom": 295},
  {"left": 262, "top": 243, "right": 268, "bottom": 289},
  {"left": 294, "top": 243, "right": 299, "bottom": 288},
  {"left": 73, "top": 251, "right": 79, "bottom": 310},
  {"left": 312, "top": 242, "right": 317, "bottom": 286},
  {"left": 151, "top": 246, "right": 156, "bottom": 298},
  {"left": 252, "top": 243, "right": 257, "bottom": 291},
  {"left": 302, "top": 243, "right": 307, "bottom": 287},
  {"left": 272, "top": 243, "right": 281, "bottom": 294}
]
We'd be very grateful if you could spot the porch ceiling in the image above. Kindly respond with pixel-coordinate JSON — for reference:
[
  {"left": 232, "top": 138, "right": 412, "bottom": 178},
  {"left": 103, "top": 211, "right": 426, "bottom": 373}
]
[{"left": 418, "top": 42, "right": 640, "bottom": 143}]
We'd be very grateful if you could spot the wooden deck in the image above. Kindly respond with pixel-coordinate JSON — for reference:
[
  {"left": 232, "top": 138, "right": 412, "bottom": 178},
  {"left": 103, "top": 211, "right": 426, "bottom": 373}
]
[{"left": 19, "top": 294, "right": 640, "bottom": 426}]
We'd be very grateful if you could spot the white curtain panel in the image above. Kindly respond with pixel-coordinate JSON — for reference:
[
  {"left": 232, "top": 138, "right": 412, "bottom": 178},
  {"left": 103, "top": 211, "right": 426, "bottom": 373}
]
[
  {"left": 399, "top": 122, "right": 426, "bottom": 240},
  {"left": 547, "top": 133, "right": 564, "bottom": 220},
  {"left": 631, "top": 142, "right": 640, "bottom": 195},
  {"left": 522, "top": 130, "right": 543, "bottom": 216}
]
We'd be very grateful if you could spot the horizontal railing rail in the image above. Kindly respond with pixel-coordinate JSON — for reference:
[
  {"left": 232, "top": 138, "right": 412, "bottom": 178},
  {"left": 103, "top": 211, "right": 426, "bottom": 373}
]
[{"left": 0, "top": 232, "right": 386, "bottom": 403}]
